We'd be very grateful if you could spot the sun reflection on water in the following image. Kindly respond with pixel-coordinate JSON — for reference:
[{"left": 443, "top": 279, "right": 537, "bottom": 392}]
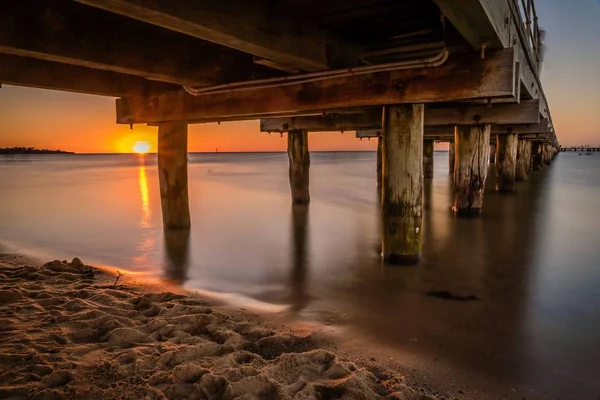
[
  {"left": 138, "top": 162, "right": 151, "bottom": 228},
  {"left": 133, "top": 156, "right": 156, "bottom": 269}
]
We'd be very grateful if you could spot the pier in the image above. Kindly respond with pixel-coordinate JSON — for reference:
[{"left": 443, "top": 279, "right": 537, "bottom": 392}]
[
  {"left": 0, "top": 0, "right": 559, "bottom": 264},
  {"left": 560, "top": 146, "right": 600, "bottom": 152}
]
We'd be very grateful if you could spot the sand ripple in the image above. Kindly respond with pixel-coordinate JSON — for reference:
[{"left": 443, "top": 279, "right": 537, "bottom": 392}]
[{"left": 0, "top": 255, "right": 424, "bottom": 399}]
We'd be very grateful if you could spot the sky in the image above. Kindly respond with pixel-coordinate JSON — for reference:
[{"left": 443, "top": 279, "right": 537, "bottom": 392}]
[{"left": 0, "top": 0, "right": 598, "bottom": 153}]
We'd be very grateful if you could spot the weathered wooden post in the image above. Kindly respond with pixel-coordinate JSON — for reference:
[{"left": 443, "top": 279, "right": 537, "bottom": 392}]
[
  {"left": 448, "top": 141, "right": 455, "bottom": 174},
  {"left": 515, "top": 139, "right": 528, "bottom": 181},
  {"left": 158, "top": 121, "right": 191, "bottom": 229},
  {"left": 163, "top": 227, "right": 190, "bottom": 284},
  {"left": 543, "top": 143, "right": 552, "bottom": 165},
  {"left": 541, "top": 143, "right": 547, "bottom": 165},
  {"left": 495, "top": 133, "right": 518, "bottom": 192},
  {"left": 377, "top": 135, "right": 382, "bottom": 187},
  {"left": 423, "top": 139, "right": 434, "bottom": 178},
  {"left": 531, "top": 141, "right": 543, "bottom": 171},
  {"left": 453, "top": 125, "right": 491, "bottom": 214},
  {"left": 381, "top": 104, "right": 423, "bottom": 264},
  {"left": 290, "top": 204, "right": 309, "bottom": 312},
  {"left": 525, "top": 141, "right": 532, "bottom": 172},
  {"left": 287, "top": 129, "right": 310, "bottom": 204},
  {"left": 489, "top": 143, "right": 496, "bottom": 164}
]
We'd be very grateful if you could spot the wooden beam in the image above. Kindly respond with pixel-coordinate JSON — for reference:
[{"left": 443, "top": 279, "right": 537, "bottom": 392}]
[
  {"left": 261, "top": 109, "right": 382, "bottom": 132},
  {"left": 0, "top": 1, "right": 244, "bottom": 87},
  {"left": 433, "top": 0, "right": 511, "bottom": 49},
  {"left": 421, "top": 134, "right": 551, "bottom": 142},
  {"left": 356, "top": 119, "right": 549, "bottom": 139},
  {"left": 356, "top": 130, "right": 384, "bottom": 139},
  {"left": 75, "top": 0, "right": 358, "bottom": 71},
  {"left": 0, "top": 54, "right": 177, "bottom": 97},
  {"left": 489, "top": 118, "right": 549, "bottom": 134},
  {"left": 253, "top": 57, "right": 303, "bottom": 74},
  {"left": 422, "top": 119, "right": 549, "bottom": 136},
  {"left": 428, "top": 100, "right": 540, "bottom": 125},
  {"left": 117, "top": 49, "right": 517, "bottom": 124},
  {"left": 260, "top": 100, "right": 539, "bottom": 132}
]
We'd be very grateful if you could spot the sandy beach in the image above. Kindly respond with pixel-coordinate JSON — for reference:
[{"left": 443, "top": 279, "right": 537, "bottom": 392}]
[{"left": 0, "top": 253, "right": 431, "bottom": 400}]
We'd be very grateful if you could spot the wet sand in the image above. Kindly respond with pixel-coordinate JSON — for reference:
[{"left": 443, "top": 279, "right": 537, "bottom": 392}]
[{"left": 0, "top": 253, "right": 435, "bottom": 400}]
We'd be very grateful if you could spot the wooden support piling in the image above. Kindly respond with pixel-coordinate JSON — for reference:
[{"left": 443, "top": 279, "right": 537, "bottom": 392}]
[
  {"left": 525, "top": 141, "right": 532, "bottom": 172},
  {"left": 290, "top": 204, "right": 309, "bottom": 312},
  {"left": 541, "top": 143, "right": 547, "bottom": 165},
  {"left": 287, "top": 129, "right": 310, "bottom": 204},
  {"left": 423, "top": 139, "right": 434, "bottom": 179},
  {"left": 515, "top": 139, "right": 528, "bottom": 181},
  {"left": 530, "top": 141, "right": 543, "bottom": 171},
  {"left": 381, "top": 104, "right": 424, "bottom": 264},
  {"left": 489, "top": 143, "right": 496, "bottom": 164},
  {"left": 495, "top": 133, "right": 518, "bottom": 192},
  {"left": 449, "top": 141, "right": 455, "bottom": 174},
  {"left": 377, "top": 136, "right": 382, "bottom": 187},
  {"left": 543, "top": 143, "right": 552, "bottom": 165},
  {"left": 163, "top": 227, "right": 190, "bottom": 284},
  {"left": 158, "top": 121, "right": 191, "bottom": 229},
  {"left": 453, "top": 125, "right": 491, "bottom": 215}
]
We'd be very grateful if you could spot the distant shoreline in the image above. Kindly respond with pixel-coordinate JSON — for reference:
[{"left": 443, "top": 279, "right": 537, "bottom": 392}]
[
  {"left": 0, "top": 147, "right": 74, "bottom": 155},
  {"left": 4, "top": 150, "right": 451, "bottom": 156},
  {"left": 0, "top": 149, "right": 457, "bottom": 156}
]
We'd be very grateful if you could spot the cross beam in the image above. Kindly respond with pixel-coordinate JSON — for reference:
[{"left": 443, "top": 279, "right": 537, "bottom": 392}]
[
  {"left": 433, "top": 0, "right": 511, "bottom": 50},
  {"left": 0, "top": 0, "right": 253, "bottom": 87},
  {"left": 0, "top": 54, "right": 177, "bottom": 97},
  {"left": 260, "top": 100, "right": 540, "bottom": 132},
  {"left": 355, "top": 118, "right": 550, "bottom": 139},
  {"left": 117, "top": 49, "right": 517, "bottom": 124}
]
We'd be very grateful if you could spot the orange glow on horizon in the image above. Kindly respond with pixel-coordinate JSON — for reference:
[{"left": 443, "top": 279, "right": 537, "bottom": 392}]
[
  {"left": 1, "top": 82, "right": 599, "bottom": 151},
  {"left": 0, "top": 86, "right": 381, "bottom": 153}
]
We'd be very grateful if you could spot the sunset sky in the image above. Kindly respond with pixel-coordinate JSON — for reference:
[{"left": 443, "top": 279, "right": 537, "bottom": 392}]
[{"left": 0, "top": 0, "right": 598, "bottom": 153}]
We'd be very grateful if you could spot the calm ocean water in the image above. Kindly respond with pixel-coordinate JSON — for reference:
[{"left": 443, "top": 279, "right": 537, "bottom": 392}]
[{"left": 1, "top": 151, "right": 599, "bottom": 398}]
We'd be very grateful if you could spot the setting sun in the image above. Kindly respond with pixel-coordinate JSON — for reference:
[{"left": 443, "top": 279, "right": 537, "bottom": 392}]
[{"left": 132, "top": 141, "right": 151, "bottom": 154}]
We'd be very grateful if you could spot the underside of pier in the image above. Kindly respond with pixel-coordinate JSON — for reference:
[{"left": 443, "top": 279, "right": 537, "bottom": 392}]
[{"left": 1, "top": 0, "right": 559, "bottom": 264}]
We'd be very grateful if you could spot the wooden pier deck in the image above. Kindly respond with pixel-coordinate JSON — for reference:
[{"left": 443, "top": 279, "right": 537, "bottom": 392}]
[{"left": 1, "top": 0, "right": 559, "bottom": 264}]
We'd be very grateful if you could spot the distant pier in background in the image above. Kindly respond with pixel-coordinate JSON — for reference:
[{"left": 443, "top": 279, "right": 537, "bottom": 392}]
[{"left": 560, "top": 146, "right": 600, "bottom": 152}]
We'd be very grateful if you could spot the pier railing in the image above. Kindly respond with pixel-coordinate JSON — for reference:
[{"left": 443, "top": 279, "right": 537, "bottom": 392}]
[{"left": 517, "top": 0, "right": 543, "bottom": 71}]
